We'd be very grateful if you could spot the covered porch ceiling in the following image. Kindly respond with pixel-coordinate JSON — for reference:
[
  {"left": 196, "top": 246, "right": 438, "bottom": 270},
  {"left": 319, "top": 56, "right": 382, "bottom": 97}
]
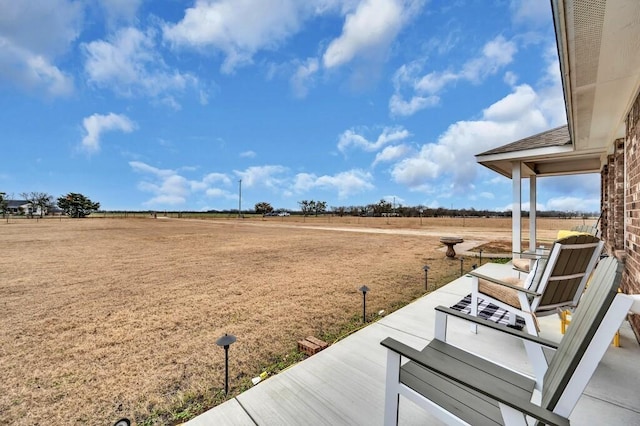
[
  {"left": 554, "top": 0, "right": 640, "bottom": 154},
  {"left": 475, "top": 125, "right": 603, "bottom": 179},
  {"left": 477, "top": 1, "right": 640, "bottom": 179}
]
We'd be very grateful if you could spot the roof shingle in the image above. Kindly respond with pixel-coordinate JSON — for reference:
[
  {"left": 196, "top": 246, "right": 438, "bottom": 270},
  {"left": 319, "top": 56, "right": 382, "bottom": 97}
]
[{"left": 477, "top": 125, "right": 571, "bottom": 156}]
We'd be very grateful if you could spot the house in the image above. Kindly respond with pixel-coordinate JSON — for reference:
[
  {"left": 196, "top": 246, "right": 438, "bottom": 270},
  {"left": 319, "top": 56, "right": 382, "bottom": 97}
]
[
  {"left": 4, "top": 199, "right": 45, "bottom": 216},
  {"left": 5, "top": 200, "right": 33, "bottom": 215},
  {"left": 476, "top": 0, "right": 640, "bottom": 342}
]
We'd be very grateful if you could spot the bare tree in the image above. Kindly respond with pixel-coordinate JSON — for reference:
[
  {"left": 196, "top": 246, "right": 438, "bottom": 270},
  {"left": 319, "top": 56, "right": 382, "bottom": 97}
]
[
  {"left": 314, "top": 200, "right": 327, "bottom": 216},
  {"left": 20, "top": 192, "right": 54, "bottom": 218},
  {"left": 298, "top": 200, "right": 311, "bottom": 216}
]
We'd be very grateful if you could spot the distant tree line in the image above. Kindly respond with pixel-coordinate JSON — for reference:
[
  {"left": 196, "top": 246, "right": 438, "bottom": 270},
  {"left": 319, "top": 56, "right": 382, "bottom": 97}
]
[
  {"left": 0, "top": 191, "right": 100, "bottom": 218},
  {"left": 230, "top": 198, "right": 598, "bottom": 219},
  {"left": 3, "top": 190, "right": 592, "bottom": 218}
]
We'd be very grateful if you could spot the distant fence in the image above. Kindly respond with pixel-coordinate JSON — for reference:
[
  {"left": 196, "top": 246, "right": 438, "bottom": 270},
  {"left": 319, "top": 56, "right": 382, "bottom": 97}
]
[{"left": 3, "top": 213, "right": 598, "bottom": 233}]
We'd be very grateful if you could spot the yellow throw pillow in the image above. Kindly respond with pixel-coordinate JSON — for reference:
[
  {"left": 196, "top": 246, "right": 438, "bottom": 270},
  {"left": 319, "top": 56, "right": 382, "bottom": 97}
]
[{"left": 557, "top": 230, "right": 591, "bottom": 239}]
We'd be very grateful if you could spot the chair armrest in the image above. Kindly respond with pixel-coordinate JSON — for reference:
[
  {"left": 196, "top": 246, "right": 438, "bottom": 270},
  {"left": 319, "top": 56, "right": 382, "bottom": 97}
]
[
  {"left": 468, "top": 271, "right": 540, "bottom": 297},
  {"left": 380, "top": 337, "right": 569, "bottom": 426},
  {"left": 513, "top": 249, "right": 549, "bottom": 258},
  {"left": 434, "top": 306, "right": 558, "bottom": 349}
]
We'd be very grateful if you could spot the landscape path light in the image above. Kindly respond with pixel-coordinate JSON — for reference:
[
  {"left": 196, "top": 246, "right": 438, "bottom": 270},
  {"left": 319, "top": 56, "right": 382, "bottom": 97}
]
[
  {"left": 216, "top": 333, "right": 237, "bottom": 395},
  {"left": 479, "top": 249, "right": 483, "bottom": 266},
  {"left": 459, "top": 257, "right": 464, "bottom": 277},
  {"left": 359, "top": 285, "right": 370, "bottom": 324},
  {"left": 423, "top": 265, "right": 430, "bottom": 291}
]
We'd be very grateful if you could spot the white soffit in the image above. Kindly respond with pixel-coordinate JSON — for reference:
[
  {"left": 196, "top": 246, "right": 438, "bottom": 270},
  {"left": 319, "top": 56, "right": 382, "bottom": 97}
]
[{"left": 564, "top": 0, "right": 640, "bottom": 151}]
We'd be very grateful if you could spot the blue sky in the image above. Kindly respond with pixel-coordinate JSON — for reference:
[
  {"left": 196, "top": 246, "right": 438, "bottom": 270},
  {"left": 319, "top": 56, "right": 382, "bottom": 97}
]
[{"left": 0, "top": 0, "right": 600, "bottom": 212}]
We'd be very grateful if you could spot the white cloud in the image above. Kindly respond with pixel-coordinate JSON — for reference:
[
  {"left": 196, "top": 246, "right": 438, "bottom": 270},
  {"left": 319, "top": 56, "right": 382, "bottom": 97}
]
[
  {"left": 323, "top": 0, "right": 418, "bottom": 69},
  {"left": 0, "top": 0, "right": 82, "bottom": 56},
  {"left": 234, "top": 165, "right": 288, "bottom": 189},
  {"left": 81, "top": 113, "right": 136, "bottom": 153},
  {"left": 383, "top": 194, "right": 405, "bottom": 205},
  {"left": 372, "top": 144, "right": 413, "bottom": 166},
  {"left": 199, "top": 172, "right": 232, "bottom": 188},
  {"left": 203, "top": 172, "right": 232, "bottom": 185},
  {"left": 163, "top": 0, "right": 310, "bottom": 74},
  {"left": 130, "top": 161, "right": 190, "bottom": 205},
  {"left": 414, "top": 70, "right": 458, "bottom": 94},
  {"left": 130, "top": 162, "right": 236, "bottom": 206},
  {"left": 1, "top": 47, "right": 75, "bottom": 96},
  {"left": 536, "top": 44, "right": 567, "bottom": 126},
  {"left": 483, "top": 84, "right": 540, "bottom": 122},
  {"left": 391, "top": 154, "right": 440, "bottom": 186},
  {"left": 504, "top": 71, "right": 518, "bottom": 86},
  {"left": 0, "top": 0, "right": 81, "bottom": 96},
  {"left": 479, "top": 192, "right": 495, "bottom": 200},
  {"left": 545, "top": 196, "right": 600, "bottom": 213},
  {"left": 240, "top": 150, "right": 257, "bottom": 158},
  {"left": 390, "top": 35, "right": 517, "bottom": 117},
  {"left": 293, "top": 169, "right": 374, "bottom": 198},
  {"left": 388, "top": 93, "right": 439, "bottom": 117},
  {"left": 539, "top": 174, "right": 600, "bottom": 199},
  {"left": 205, "top": 187, "right": 236, "bottom": 199},
  {"left": 199, "top": 90, "right": 210, "bottom": 105},
  {"left": 510, "top": 0, "right": 550, "bottom": 26},
  {"left": 98, "top": 0, "right": 143, "bottom": 26},
  {"left": 338, "top": 126, "right": 410, "bottom": 153},
  {"left": 290, "top": 57, "right": 319, "bottom": 98},
  {"left": 390, "top": 81, "right": 553, "bottom": 192},
  {"left": 461, "top": 36, "right": 517, "bottom": 83},
  {"left": 83, "top": 27, "right": 197, "bottom": 99}
]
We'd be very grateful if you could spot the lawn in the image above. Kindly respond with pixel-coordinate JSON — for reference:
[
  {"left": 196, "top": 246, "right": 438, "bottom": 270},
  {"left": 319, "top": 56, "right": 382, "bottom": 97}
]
[{"left": 0, "top": 216, "right": 586, "bottom": 424}]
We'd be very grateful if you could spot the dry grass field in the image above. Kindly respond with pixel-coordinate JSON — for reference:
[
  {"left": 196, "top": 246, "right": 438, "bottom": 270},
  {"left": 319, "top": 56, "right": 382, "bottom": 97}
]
[{"left": 0, "top": 216, "right": 587, "bottom": 424}]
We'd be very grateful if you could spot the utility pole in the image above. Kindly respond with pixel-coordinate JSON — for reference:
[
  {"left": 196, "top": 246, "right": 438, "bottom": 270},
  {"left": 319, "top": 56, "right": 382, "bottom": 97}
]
[{"left": 238, "top": 179, "right": 242, "bottom": 218}]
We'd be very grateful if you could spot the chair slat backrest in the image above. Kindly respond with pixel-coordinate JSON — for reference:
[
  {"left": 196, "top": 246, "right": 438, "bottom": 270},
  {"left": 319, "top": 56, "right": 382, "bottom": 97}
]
[
  {"left": 541, "top": 257, "right": 622, "bottom": 410},
  {"left": 571, "top": 224, "right": 600, "bottom": 237},
  {"left": 534, "top": 235, "right": 602, "bottom": 309}
]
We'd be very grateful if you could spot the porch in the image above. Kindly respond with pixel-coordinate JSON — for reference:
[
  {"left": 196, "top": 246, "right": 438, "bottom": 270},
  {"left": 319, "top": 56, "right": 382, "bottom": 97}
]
[{"left": 187, "top": 262, "right": 640, "bottom": 425}]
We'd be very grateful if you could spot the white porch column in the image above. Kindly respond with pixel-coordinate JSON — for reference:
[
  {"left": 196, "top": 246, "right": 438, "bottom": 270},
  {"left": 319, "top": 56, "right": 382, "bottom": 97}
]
[
  {"left": 512, "top": 162, "right": 522, "bottom": 254},
  {"left": 529, "top": 175, "right": 537, "bottom": 252}
]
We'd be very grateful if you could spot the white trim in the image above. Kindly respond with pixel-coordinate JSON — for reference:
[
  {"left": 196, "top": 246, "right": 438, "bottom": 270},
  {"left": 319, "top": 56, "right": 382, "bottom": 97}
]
[
  {"left": 529, "top": 176, "right": 537, "bottom": 252},
  {"left": 512, "top": 162, "right": 522, "bottom": 255},
  {"left": 476, "top": 145, "right": 575, "bottom": 163},
  {"left": 554, "top": 294, "right": 634, "bottom": 417}
]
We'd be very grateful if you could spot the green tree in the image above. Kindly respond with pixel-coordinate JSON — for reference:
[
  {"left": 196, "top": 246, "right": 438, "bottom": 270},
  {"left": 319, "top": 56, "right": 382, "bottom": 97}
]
[
  {"left": 0, "top": 192, "right": 6, "bottom": 216},
  {"left": 255, "top": 201, "right": 273, "bottom": 215},
  {"left": 57, "top": 193, "right": 100, "bottom": 218}
]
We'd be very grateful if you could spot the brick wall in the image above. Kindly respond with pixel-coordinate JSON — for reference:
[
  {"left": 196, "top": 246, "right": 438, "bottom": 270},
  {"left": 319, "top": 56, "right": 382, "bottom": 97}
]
[
  {"left": 605, "top": 158, "right": 613, "bottom": 246},
  {"left": 602, "top": 146, "right": 623, "bottom": 252},
  {"left": 623, "top": 91, "right": 640, "bottom": 339},
  {"left": 601, "top": 164, "right": 609, "bottom": 241},
  {"left": 614, "top": 140, "right": 626, "bottom": 249}
]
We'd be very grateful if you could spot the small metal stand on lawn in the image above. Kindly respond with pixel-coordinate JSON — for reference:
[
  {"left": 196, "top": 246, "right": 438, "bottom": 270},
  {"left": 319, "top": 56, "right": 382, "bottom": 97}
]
[
  {"left": 359, "top": 285, "right": 370, "bottom": 324},
  {"left": 459, "top": 257, "right": 464, "bottom": 277},
  {"left": 479, "top": 249, "right": 483, "bottom": 266},
  {"left": 216, "top": 333, "right": 237, "bottom": 395},
  {"left": 423, "top": 265, "right": 430, "bottom": 291}
]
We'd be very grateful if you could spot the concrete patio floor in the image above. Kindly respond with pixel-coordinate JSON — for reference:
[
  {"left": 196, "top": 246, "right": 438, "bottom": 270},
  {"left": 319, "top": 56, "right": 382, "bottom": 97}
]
[{"left": 187, "top": 262, "right": 640, "bottom": 425}]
